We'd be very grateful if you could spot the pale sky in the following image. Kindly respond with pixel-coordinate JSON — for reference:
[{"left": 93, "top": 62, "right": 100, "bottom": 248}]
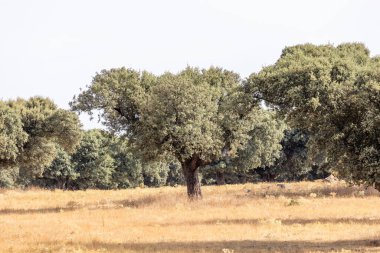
[{"left": 1, "top": 0, "right": 379, "bottom": 129}]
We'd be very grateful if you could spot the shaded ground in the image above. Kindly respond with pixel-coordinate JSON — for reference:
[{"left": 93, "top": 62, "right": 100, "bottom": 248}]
[{"left": 32, "top": 239, "right": 380, "bottom": 253}]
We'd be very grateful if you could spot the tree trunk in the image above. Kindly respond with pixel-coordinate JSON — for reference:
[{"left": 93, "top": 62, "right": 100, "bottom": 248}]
[
  {"left": 374, "top": 182, "right": 380, "bottom": 192},
  {"left": 182, "top": 155, "right": 202, "bottom": 199},
  {"left": 57, "top": 179, "right": 66, "bottom": 190},
  {"left": 216, "top": 171, "right": 226, "bottom": 185}
]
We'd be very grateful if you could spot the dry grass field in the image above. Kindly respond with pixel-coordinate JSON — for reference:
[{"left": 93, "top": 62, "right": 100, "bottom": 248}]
[{"left": 1, "top": 181, "right": 380, "bottom": 253}]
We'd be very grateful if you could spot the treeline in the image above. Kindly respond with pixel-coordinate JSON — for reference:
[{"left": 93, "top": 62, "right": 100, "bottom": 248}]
[
  {"left": 0, "top": 116, "right": 328, "bottom": 189},
  {"left": 34, "top": 129, "right": 184, "bottom": 189},
  {"left": 1, "top": 43, "right": 379, "bottom": 197}
]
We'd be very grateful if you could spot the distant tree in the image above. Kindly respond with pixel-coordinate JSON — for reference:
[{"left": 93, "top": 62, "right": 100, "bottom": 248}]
[
  {"left": 0, "top": 97, "right": 81, "bottom": 185},
  {"left": 230, "top": 111, "right": 285, "bottom": 175},
  {"left": 202, "top": 111, "right": 285, "bottom": 185},
  {"left": 258, "top": 129, "right": 330, "bottom": 182},
  {"left": 166, "top": 161, "right": 184, "bottom": 186},
  {"left": 71, "top": 67, "right": 283, "bottom": 198},
  {"left": 35, "top": 147, "right": 78, "bottom": 189},
  {"left": 275, "top": 129, "right": 310, "bottom": 180},
  {"left": 248, "top": 43, "right": 380, "bottom": 190},
  {"left": 142, "top": 161, "right": 169, "bottom": 187},
  {"left": 72, "top": 130, "right": 116, "bottom": 189},
  {"left": 108, "top": 138, "right": 143, "bottom": 188}
]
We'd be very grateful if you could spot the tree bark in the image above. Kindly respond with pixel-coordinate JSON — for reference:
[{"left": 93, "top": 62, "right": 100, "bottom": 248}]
[{"left": 182, "top": 155, "right": 202, "bottom": 199}]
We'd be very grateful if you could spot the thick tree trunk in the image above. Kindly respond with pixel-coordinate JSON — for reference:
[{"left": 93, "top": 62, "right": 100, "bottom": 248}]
[{"left": 182, "top": 155, "right": 202, "bottom": 199}]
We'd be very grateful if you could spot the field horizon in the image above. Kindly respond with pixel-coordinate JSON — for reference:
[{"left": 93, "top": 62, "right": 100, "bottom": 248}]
[{"left": 1, "top": 181, "right": 380, "bottom": 253}]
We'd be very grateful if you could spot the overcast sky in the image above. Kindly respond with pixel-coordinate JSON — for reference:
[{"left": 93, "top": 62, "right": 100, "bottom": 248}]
[{"left": 1, "top": 0, "right": 379, "bottom": 129}]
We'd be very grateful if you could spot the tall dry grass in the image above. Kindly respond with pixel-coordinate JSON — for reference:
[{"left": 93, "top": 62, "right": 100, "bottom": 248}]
[{"left": 0, "top": 181, "right": 379, "bottom": 252}]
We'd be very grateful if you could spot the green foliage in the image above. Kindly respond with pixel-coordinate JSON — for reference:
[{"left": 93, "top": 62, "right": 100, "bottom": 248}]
[
  {"left": 71, "top": 67, "right": 266, "bottom": 163},
  {"left": 201, "top": 128, "right": 330, "bottom": 184},
  {"left": 71, "top": 130, "right": 116, "bottom": 189},
  {"left": 0, "top": 102, "right": 28, "bottom": 163},
  {"left": 6, "top": 52, "right": 377, "bottom": 191},
  {"left": 71, "top": 69, "right": 154, "bottom": 133},
  {"left": 277, "top": 129, "right": 310, "bottom": 178},
  {"left": 10, "top": 97, "right": 81, "bottom": 177},
  {"left": 27, "top": 128, "right": 181, "bottom": 189},
  {"left": 248, "top": 43, "right": 380, "bottom": 189},
  {"left": 71, "top": 67, "right": 283, "bottom": 196},
  {"left": 0, "top": 97, "right": 82, "bottom": 183},
  {"left": 108, "top": 138, "right": 143, "bottom": 188},
  {"left": 231, "top": 110, "right": 285, "bottom": 172},
  {"left": 0, "top": 167, "right": 19, "bottom": 188},
  {"left": 142, "top": 161, "right": 169, "bottom": 187},
  {"left": 256, "top": 129, "right": 330, "bottom": 182},
  {"left": 166, "top": 161, "right": 185, "bottom": 186},
  {"left": 35, "top": 147, "right": 78, "bottom": 189},
  {"left": 201, "top": 111, "right": 285, "bottom": 184},
  {"left": 264, "top": 129, "right": 316, "bottom": 181}
]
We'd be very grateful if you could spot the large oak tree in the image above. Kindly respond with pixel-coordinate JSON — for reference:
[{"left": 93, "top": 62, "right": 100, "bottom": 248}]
[
  {"left": 71, "top": 67, "right": 283, "bottom": 198},
  {"left": 247, "top": 43, "right": 380, "bottom": 190}
]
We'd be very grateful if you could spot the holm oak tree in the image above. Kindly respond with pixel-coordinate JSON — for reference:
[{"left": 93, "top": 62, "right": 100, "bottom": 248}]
[
  {"left": 247, "top": 43, "right": 380, "bottom": 190},
  {"left": 71, "top": 67, "right": 283, "bottom": 198}
]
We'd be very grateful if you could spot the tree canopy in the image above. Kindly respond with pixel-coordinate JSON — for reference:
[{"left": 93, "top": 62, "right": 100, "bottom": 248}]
[
  {"left": 247, "top": 43, "right": 380, "bottom": 189},
  {"left": 71, "top": 66, "right": 284, "bottom": 198},
  {"left": 2, "top": 43, "right": 378, "bottom": 194},
  {"left": 0, "top": 97, "right": 82, "bottom": 183}
]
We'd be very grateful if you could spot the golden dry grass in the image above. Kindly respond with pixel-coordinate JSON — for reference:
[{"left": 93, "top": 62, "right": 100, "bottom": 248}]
[{"left": 1, "top": 181, "right": 380, "bottom": 253}]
